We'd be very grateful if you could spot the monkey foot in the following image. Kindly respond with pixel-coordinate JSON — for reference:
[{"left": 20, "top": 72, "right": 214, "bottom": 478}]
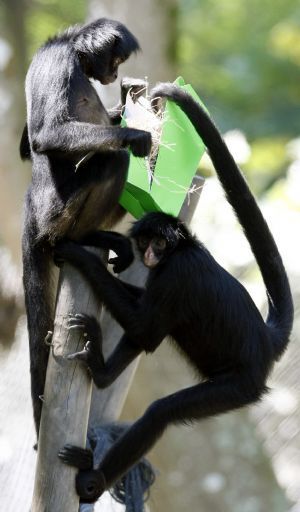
[
  {"left": 58, "top": 445, "right": 106, "bottom": 502},
  {"left": 67, "top": 314, "right": 104, "bottom": 369},
  {"left": 58, "top": 444, "right": 93, "bottom": 470}
]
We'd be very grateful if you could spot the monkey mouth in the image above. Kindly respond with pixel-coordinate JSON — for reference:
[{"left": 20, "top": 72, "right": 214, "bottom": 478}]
[
  {"left": 99, "top": 76, "right": 116, "bottom": 85},
  {"left": 143, "top": 255, "right": 160, "bottom": 268}
]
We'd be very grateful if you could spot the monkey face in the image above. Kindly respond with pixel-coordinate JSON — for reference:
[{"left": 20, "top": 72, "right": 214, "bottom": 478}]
[
  {"left": 100, "top": 55, "right": 124, "bottom": 84},
  {"left": 137, "top": 236, "right": 168, "bottom": 268},
  {"left": 82, "top": 52, "right": 125, "bottom": 84}
]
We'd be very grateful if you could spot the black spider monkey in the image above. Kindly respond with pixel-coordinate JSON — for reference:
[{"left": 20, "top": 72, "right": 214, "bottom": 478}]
[
  {"left": 55, "top": 83, "right": 294, "bottom": 503},
  {"left": 20, "top": 18, "right": 152, "bottom": 437}
]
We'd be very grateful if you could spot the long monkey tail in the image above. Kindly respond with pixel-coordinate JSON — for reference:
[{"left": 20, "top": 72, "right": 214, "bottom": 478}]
[
  {"left": 22, "top": 193, "right": 56, "bottom": 436},
  {"left": 150, "top": 83, "right": 293, "bottom": 359}
]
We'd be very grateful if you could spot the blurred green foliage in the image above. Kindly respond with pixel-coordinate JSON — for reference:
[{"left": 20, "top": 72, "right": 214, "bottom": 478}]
[
  {"left": 244, "top": 137, "right": 290, "bottom": 191},
  {"left": 178, "top": 0, "right": 300, "bottom": 137},
  {"left": 25, "top": 0, "right": 86, "bottom": 58},
  {"left": 178, "top": 0, "right": 300, "bottom": 192}
]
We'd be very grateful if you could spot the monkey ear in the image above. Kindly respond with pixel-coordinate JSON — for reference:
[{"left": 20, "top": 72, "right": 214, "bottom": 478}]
[
  {"left": 77, "top": 51, "right": 93, "bottom": 75},
  {"left": 109, "top": 35, "right": 128, "bottom": 61}
]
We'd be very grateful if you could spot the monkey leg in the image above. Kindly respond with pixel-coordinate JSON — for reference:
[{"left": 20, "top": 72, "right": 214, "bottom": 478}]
[
  {"left": 97, "top": 372, "right": 265, "bottom": 485},
  {"left": 59, "top": 372, "right": 265, "bottom": 502}
]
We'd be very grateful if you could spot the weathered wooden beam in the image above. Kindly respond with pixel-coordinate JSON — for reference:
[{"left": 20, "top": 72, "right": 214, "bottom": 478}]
[{"left": 31, "top": 249, "right": 104, "bottom": 512}]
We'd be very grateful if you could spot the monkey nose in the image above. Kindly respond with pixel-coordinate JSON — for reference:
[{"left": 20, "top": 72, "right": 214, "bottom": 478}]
[{"left": 144, "top": 247, "right": 159, "bottom": 268}]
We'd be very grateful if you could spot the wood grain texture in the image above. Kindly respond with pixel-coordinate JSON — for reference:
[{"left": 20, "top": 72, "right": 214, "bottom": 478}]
[{"left": 31, "top": 250, "right": 103, "bottom": 512}]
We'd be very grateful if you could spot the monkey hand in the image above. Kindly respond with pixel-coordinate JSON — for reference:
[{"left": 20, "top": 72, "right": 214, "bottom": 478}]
[
  {"left": 108, "top": 255, "right": 131, "bottom": 274},
  {"left": 108, "top": 236, "right": 134, "bottom": 273},
  {"left": 67, "top": 314, "right": 112, "bottom": 388},
  {"left": 54, "top": 239, "right": 100, "bottom": 272},
  {"left": 73, "top": 231, "right": 134, "bottom": 273},
  {"left": 121, "top": 77, "right": 147, "bottom": 104},
  {"left": 124, "top": 129, "right": 152, "bottom": 158},
  {"left": 58, "top": 445, "right": 106, "bottom": 503}
]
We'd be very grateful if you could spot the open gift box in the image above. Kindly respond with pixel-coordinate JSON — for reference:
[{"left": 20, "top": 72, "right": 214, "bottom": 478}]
[{"left": 119, "top": 77, "right": 207, "bottom": 219}]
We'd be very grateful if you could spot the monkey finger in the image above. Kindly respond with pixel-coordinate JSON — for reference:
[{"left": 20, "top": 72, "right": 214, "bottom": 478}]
[
  {"left": 68, "top": 314, "right": 100, "bottom": 338},
  {"left": 108, "top": 256, "right": 119, "bottom": 265},
  {"left": 68, "top": 313, "right": 89, "bottom": 320},
  {"left": 108, "top": 257, "right": 123, "bottom": 273},
  {"left": 150, "top": 96, "right": 162, "bottom": 114},
  {"left": 68, "top": 313, "right": 89, "bottom": 328},
  {"left": 67, "top": 349, "right": 89, "bottom": 361},
  {"left": 68, "top": 312, "right": 94, "bottom": 324},
  {"left": 121, "top": 77, "right": 147, "bottom": 89},
  {"left": 68, "top": 322, "right": 86, "bottom": 331},
  {"left": 68, "top": 324, "right": 85, "bottom": 330}
]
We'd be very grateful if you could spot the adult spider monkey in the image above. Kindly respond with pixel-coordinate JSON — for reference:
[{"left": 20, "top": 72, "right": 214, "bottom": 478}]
[
  {"left": 55, "top": 83, "right": 293, "bottom": 503},
  {"left": 20, "top": 18, "right": 152, "bottom": 437}
]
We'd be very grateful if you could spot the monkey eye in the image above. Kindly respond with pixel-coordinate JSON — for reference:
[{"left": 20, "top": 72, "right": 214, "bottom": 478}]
[
  {"left": 137, "top": 236, "right": 149, "bottom": 250},
  {"left": 153, "top": 238, "right": 167, "bottom": 251},
  {"left": 112, "top": 56, "right": 123, "bottom": 68}
]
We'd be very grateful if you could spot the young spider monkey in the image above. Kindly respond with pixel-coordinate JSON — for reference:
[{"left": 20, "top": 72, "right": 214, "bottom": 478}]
[
  {"left": 21, "top": 18, "right": 152, "bottom": 437},
  {"left": 55, "top": 83, "right": 293, "bottom": 503}
]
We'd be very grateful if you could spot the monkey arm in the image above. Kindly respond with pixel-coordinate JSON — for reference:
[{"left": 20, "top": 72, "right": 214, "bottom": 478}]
[
  {"left": 117, "top": 280, "right": 144, "bottom": 299},
  {"left": 78, "top": 230, "right": 134, "bottom": 273},
  {"left": 54, "top": 241, "right": 169, "bottom": 351},
  {"left": 77, "top": 334, "right": 141, "bottom": 388},
  {"left": 31, "top": 122, "right": 151, "bottom": 158},
  {"left": 107, "top": 104, "right": 123, "bottom": 125}
]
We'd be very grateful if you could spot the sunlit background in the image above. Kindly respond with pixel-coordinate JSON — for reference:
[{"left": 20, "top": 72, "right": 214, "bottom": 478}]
[{"left": 0, "top": 1, "right": 299, "bottom": 511}]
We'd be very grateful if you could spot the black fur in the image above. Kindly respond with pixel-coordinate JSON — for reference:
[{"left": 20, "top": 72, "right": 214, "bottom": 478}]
[
  {"left": 21, "top": 18, "right": 151, "bottom": 436},
  {"left": 55, "top": 84, "right": 293, "bottom": 502}
]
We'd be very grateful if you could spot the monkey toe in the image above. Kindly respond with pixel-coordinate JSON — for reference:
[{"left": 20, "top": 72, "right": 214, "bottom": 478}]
[
  {"left": 67, "top": 346, "right": 89, "bottom": 362},
  {"left": 58, "top": 445, "right": 93, "bottom": 470},
  {"left": 68, "top": 314, "right": 100, "bottom": 337}
]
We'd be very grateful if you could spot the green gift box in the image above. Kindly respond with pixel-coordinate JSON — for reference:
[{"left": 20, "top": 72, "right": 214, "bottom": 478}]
[{"left": 119, "top": 77, "right": 206, "bottom": 219}]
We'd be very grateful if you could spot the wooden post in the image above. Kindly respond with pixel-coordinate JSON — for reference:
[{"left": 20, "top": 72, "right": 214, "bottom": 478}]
[
  {"left": 31, "top": 249, "right": 104, "bottom": 512},
  {"left": 31, "top": 177, "right": 204, "bottom": 510}
]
